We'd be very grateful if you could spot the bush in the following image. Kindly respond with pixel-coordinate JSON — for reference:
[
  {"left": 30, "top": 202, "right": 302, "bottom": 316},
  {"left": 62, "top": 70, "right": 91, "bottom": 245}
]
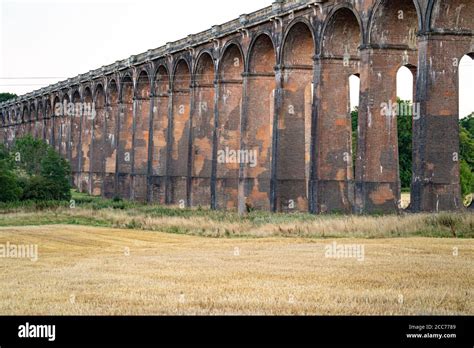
[
  {"left": 40, "top": 148, "right": 71, "bottom": 201},
  {"left": 460, "top": 160, "right": 474, "bottom": 197},
  {"left": 0, "top": 162, "right": 22, "bottom": 202},
  {"left": 12, "top": 135, "right": 48, "bottom": 176},
  {"left": 21, "top": 176, "right": 68, "bottom": 201},
  {"left": 0, "top": 137, "right": 71, "bottom": 203}
]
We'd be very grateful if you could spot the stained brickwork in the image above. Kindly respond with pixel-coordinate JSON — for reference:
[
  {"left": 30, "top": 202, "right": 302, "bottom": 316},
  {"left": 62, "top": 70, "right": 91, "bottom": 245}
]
[{"left": 1, "top": 0, "right": 472, "bottom": 214}]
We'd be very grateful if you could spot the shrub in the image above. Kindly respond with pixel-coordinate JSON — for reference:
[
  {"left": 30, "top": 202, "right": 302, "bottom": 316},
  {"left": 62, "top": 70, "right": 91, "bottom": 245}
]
[
  {"left": 460, "top": 160, "right": 474, "bottom": 197},
  {"left": 12, "top": 135, "right": 48, "bottom": 176},
  {"left": 0, "top": 161, "right": 22, "bottom": 202}
]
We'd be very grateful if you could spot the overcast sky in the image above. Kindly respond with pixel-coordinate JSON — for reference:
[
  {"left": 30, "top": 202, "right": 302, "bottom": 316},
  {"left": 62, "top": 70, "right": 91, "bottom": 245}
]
[{"left": 0, "top": 0, "right": 472, "bottom": 117}]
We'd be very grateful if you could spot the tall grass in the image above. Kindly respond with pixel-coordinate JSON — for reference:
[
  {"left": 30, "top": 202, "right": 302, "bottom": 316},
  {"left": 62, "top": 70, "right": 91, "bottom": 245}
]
[{"left": 0, "top": 190, "right": 473, "bottom": 239}]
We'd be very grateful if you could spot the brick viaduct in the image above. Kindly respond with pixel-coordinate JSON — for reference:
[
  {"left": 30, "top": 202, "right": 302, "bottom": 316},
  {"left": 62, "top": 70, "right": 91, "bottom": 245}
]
[{"left": 0, "top": 0, "right": 473, "bottom": 214}]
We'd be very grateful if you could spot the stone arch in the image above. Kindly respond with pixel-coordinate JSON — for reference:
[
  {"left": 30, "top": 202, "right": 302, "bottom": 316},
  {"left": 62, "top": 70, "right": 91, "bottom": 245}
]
[
  {"left": 22, "top": 104, "right": 29, "bottom": 123},
  {"left": 21, "top": 104, "right": 30, "bottom": 139},
  {"left": 316, "top": 6, "right": 363, "bottom": 213},
  {"left": 29, "top": 102, "right": 37, "bottom": 138},
  {"left": 172, "top": 58, "right": 191, "bottom": 91},
  {"left": 169, "top": 58, "right": 192, "bottom": 205},
  {"left": 154, "top": 65, "right": 170, "bottom": 95},
  {"left": 30, "top": 102, "right": 37, "bottom": 121},
  {"left": 369, "top": 0, "right": 421, "bottom": 49},
  {"left": 37, "top": 100, "right": 45, "bottom": 141},
  {"left": 281, "top": 19, "right": 316, "bottom": 63},
  {"left": 279, "top": 20, "right": 315, "bottom": 212},
  {"left": 136, "top": 70, "right": 151, "bottom": 99},
  {"left": 191, "top": 51, "right": 215, "bottom": 207},
  {"left": 322, "top": 6, "right": 362, "bottom": 58},
  {"left": 52, "top": 95, "right": 61, "bottom": 151},
  {"left": 194, "top": 50, "right": 215, "bottom": 84},
  {"left": 215, "top": 42, "right": 244, "bottom": 210},
  {"left": 428, "top": 0, "right": 473, "bottom": 31},
  {"left": 248, "top": 32, "right": 276, "bottom": 73},
  {"left": 219, "top": 42, "right": 245, "bottom": 81},
  {"left": 60, "top": 93, "right": 70, "bottom": 159},
  {"left": 121, "top": 73, "right": 134, "bottom": 102},
  {"left": 245, "top": 33, "right": 276, "bottom": 211},
  {"left": 45, "top": 99, "right": 53, "bottom": 146}
]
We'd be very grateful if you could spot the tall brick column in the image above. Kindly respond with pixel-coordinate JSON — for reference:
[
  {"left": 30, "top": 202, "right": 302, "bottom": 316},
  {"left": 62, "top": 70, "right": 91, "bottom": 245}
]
[
  {"left": 315, "top": 56, "right": 358, "bottom": 214},
  {"left": 412, "top": 34, "right": 471, "bottom": 212},
  {"left": 356, "top": 47, "right": 416, "bottom": 214}
]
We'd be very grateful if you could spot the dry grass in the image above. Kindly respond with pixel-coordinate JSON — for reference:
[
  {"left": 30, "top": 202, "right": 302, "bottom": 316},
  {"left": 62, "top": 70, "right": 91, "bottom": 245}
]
[
  {"left": 0, "top": 207, "right": 473, "bottom": 239},
  {"left": 0, "top": 225, "right": 472, "bottom": 315}
]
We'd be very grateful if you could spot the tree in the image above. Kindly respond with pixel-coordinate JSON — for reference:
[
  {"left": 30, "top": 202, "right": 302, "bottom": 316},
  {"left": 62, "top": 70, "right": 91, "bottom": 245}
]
[
  {"left": 397, "top": 100, "right": 413, "bottom": 189},
  {"left": 0, "top": 160, "right": 22, "bottom": 202},
  {"left": 12, "top": 135, "right": 48, "bottom": 176},
  {"left": 0, "top": 136, "right": 71, "bottom": 202},
  {"left": 0, "top": 93, "right": 17, "bottom": 103},
  {"left": 460, "top": 113, "right": 474, "bottom": 135},
  {"left": 459, "top": 114, "right": 474, "bottom": 197},
  {"left": 40, "top": 148, "right": 71, "bottom": 201}
]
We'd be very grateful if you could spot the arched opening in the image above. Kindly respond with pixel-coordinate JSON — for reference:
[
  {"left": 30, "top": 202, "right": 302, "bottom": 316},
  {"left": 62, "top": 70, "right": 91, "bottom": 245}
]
[
  {"left": 117, "top": 75, "right": 134, "bottom": 199},
  {"left": 20, "top": 105, "right": 29, "bottom": 139},
  {"left": 45, "top": 100, "right": 52, "bottom": 146},
  {"left": 91, "top": 84, "right": 106, "bottom": 196},
  {"left": 133, "top": 71, "right": 151, "bottom": 202},
  {"left": 29, "top": 104, "right": 36, "bottom": 138},
  {"left": 360, "top": 0, "right": 420, "bottom": 213},
  {"left": 459, "top": 54, "right": 474, "bottom": 207},
  {"left": 23, "top": 105, "right": 31, "bottom": 136},
  {"left": 317, "top": 8, "right": 362, "bottom": 214},
  {"left": 245, "top": 34, "right": 276, "bottom": 211},
  {"left": 150, "top": 66, "right": 170, "bottom": 204},
  {"left": 191, "top": 52, "right": 215, "bottom": 207},
  {"left": 80, "top": 88, "right": 93, "bottom": 194},
  {"left": 216, "top": 44, "right": 244, "bottom": 210},
  {"left": 37, "top": 101, "right": 45, "bottom": 141},
  {"left": 396, "top": 65, "right": 417, "bottom": 209},
  {"left": 169, "top": 59, "right": 191, "bottom": 205},
  {"left": 62, "top": 94, "right": 71, "bottom": 161},
  {"left": 71, "top": 91, "right": 82, "bottom": 189},
  {"left": 279, "top": 22, "right": 315, "bottom": 213},
  {"left": 350, "top": 74, "right": 360, "bottom": 182},
  {"left": 52, "top": 96, "right": 61, "bottom": 151},
  {"left": 103, "top": 80, "right": 118, "bottom": 199}
]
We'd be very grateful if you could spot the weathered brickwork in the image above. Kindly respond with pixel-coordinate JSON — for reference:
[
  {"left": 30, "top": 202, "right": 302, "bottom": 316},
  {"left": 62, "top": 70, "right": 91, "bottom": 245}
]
[{"left": 1, "top": 0, "right": 473, "bottom": 214}]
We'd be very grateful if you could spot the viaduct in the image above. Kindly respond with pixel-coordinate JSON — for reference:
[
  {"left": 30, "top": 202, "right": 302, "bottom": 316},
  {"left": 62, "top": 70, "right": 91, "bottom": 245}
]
[{"left": 0, "top": 0, "right": 473, "bottom": 214}]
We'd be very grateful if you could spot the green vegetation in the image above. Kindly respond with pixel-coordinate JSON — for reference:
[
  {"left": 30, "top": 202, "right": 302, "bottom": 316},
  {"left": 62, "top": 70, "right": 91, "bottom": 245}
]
[
  {"left": 459, "top": 113, "right": 474, "bottom": 197},
  {"left": 0, "top": 93, "right": 17, "bottom": 103},
  {"left": 0, "top": 136, "right": 71, "bottom": 203},
  {"left": 0, "top": 190, "right": 472, "bottom": 239}
]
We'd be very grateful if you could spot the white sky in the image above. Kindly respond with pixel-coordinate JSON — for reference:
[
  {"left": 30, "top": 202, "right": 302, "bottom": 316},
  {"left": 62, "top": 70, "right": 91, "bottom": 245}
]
[{"left": 0, "top": 0, "right": 473, "bottom": 118}]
